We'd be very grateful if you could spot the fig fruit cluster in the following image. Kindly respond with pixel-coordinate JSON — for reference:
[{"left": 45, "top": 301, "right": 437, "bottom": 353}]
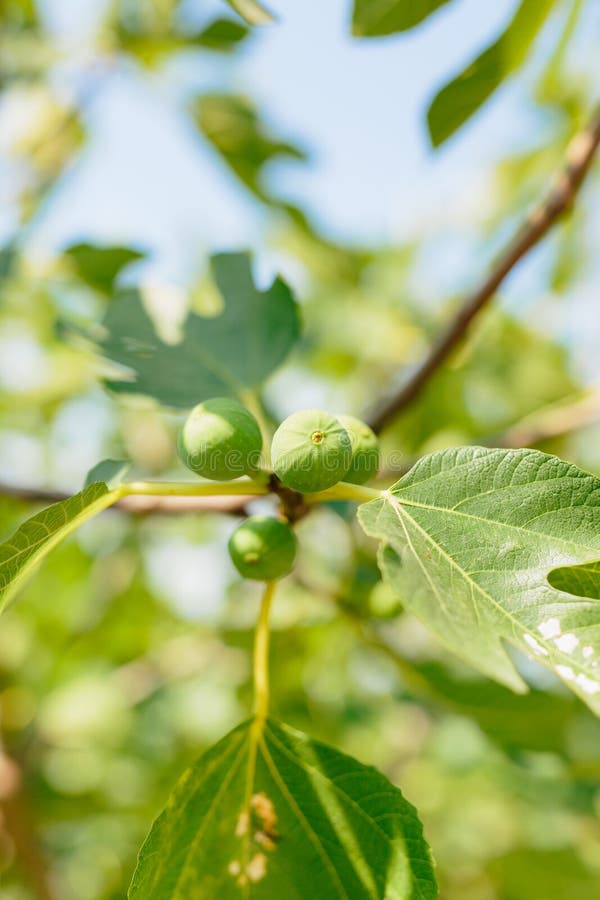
[
  {"left": 178, "top": 399, "right": 380, "bottom": 491},
  {"left": 178, "top": 398, "right": 380, "bottom": 581}
]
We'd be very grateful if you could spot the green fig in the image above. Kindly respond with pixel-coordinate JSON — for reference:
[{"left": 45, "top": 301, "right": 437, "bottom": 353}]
[
  {"left": 336, "top": 415, "right": 380, "bottom": 485},
  {"left": 228, "top": 516, "right": 297, "bottom": 581},
  {"left": 271, "top": 409, "right": 352, "bottom": 493},
  {"left": 178, "top": 397, "right": 262, "bottom": 481}
]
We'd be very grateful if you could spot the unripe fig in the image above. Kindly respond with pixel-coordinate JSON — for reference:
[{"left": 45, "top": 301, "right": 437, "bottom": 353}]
[
  {"left": 336, "top": 414, "right": 380, "bottom": 485},
  {"left": 228, "top": 516, "right": 297, "bottom": 581},
  {"left": 271, "top": 409, "right": 352, "bottom": 493},
  {"left": 178, "top": 397, "right": 262, "bottom": 481}
]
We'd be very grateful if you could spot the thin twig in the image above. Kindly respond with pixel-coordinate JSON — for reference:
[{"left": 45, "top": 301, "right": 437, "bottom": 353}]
[
  {"left": 490, "top": 388, "right": 600, "bottom": 448},
  {"left": 0, "top": 483, "right": 250, "bottom": 515},
  {"left": 368, "top": 105, "right": 600, "bottom": 434}
]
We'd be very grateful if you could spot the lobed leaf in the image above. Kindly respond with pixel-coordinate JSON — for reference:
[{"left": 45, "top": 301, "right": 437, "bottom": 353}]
[
  {"left": 358, "top": 447, "right": 600, "bottom": 713},
  {"left": 99, "top": 252, "right": 301, "bottom": 408},
  {"left": 129, "top": 717, "right": 437, "bottom": 898},
  {"left": 352, "top": 0, "right": 453, "bottom": 37},
  {"left": 427, "top": 0, "right": 559, "bottom": 146},
  {"left": 0, "top": 483, "right": 121, "bottom": 613}
]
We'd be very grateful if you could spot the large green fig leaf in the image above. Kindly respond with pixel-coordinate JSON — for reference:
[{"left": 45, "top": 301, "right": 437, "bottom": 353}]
[
  {"left": 352, "top": 0, "right": 453, "bottom": 37},
  {"left": 100, "top": 252, "right": 300, "bottom": 408},
  {"left": 129, "top": 717, "right": 437, "bottom": 899},
  {"left": 427, "top": 0, "right": 558, "bottom": 146},
  {"left": 0, "top": 483, "right": 121, "bottom": 613},
  {"left": 358, "top": 447, "right": 600, "bottom": 712}
]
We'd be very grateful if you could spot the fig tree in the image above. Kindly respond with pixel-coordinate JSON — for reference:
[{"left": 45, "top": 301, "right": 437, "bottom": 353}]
[
  {"left": 336, "top": 414, "right": 380, "bottom": 484},
  {"left": 178, "top": 397, "right": 262, "bottom": 481},
  {"left": 271, "top": 409, "right": 352, "bottom": 492},
  {"left": 228, "top": 516, "right": 297, "bottom": 581}
]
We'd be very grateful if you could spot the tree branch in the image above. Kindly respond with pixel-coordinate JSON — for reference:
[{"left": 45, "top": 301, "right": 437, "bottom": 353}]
[
  {"left": 490, "top": 387, "right": 600, "bottom": 448},
  {"left": 368, "top": 105, "right": 600, "bottom": 434},
  {"left": 0, "top": 751, "right": 57, "bottom": 900},
  {"left": 0, "top": 483, "right": 250, "bottom": 515}
]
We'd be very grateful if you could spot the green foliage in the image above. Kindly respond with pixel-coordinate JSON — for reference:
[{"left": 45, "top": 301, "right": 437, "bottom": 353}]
[
  {"left": 0, "top": 483, "right": 121, "bottom": 613},
  {"left": 385, "top": 312, "right": 578, "bottom": 456},
  {"left": 271, "top": 410, "right": 353, "bottom": 493},
  {"left": 129, "top": 717, "right": 436, "bottom": 899},
  {"left": 1, "top": 2, "right": 599, "bottom": 897},
  {"left": 229, "top": 517, "right": 297, "bottom": 580},
  {"left": 196, "top": 94, "right": 306, "bottom": 201},
  {"left": 427, "top": 0, "right": 559, "bottom": 145},
  {"left": 64, "top": 243, "right": 145, "bottom": 294},
  {"left": 358, "top": 447, "right": 600, "bottom": 710},
  {"left": 352, "top": 0, "right": 453, "bottom": 37},
  {"left": 178, "top": 397, "right": 263, "bottom": 481},
  {"left": 195, "top": 18, "right": 250, "bottom": 52},
  {"left": 99, "top": 252, "right": 301, "bottom": 407}
]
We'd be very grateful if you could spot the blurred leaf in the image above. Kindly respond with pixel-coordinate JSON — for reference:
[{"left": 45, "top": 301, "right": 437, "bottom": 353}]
[
  {"left": 389, "top": 312, "right": 577, "bottom": 455},
  {"left": 0, "top": 242, "right": 17, "bottom": 279},
  {"left": 359, "top": 447, "right": 600, "bottom": 711},
  {"left": 195, "top": 17, "right": 250, "bottom": 51},
  {"left": 0, "top": 484, "right": 120, "bottom": 613},
  {"left": 196, "top": 93, "right": 306, "bottom": 200},
  {"left": 488, "top": 848, "right": 600, "bottom": 900},
  {"left": 84, "top": 459, "right": 131, "bottom": 490},
  {"left": 414, "top": 661, "right": 585, "bottom": 754},
  {"left": 130, "top": 717, "right": 437, "bottom": 898},
  {"left": 427, "top": 0, "right": 559, "bottom": 146},
  {"left": 0, "top": 0, "right": 37, "bottom": 28},
  {"left": 352, "top": 0, "right": 453, "bottom": 37},
  {"left": 224, "top": 0, "right": 274, "bottom": 25},
  {"left": 65, "top": 243, "right": 145, "bottom": 295},
  {"left": 548, "top": 559, "right": 600, "bottom": 599},
  {"left": 100, "top": 252, "right": 300, "bottom": 407}
]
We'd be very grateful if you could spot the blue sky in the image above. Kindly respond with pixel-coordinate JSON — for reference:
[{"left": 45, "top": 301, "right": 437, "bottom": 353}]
[
  {"left": 31, "top": 0, "right": 547, "bottom": 275},
  {"left": 18, "top": 0, "right": 600, "bottom": 380}
]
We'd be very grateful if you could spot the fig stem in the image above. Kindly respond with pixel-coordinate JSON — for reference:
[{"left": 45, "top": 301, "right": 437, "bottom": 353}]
[
  {"left": 119, "top": 480, "right": 270, "bottom": 498},
  {"left": 306, "top": 482, "right": 382, "bottom": 504},
  {"left": 118, "top": 479, "right": 381, "bottom": 503},
  {"left": 253, "top": 580, "right": 276, "bottom": 721}
]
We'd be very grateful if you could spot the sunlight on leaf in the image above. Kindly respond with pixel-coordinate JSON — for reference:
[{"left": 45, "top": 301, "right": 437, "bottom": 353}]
[
  {"left": 129, "top": 717, "right": 437, "bottom": 898},
  {"left": 358, "top": 447, "right": 600, "bottom": 713},
  {"left": 0, "top": 483, "right": 121, "bottom": 613}
]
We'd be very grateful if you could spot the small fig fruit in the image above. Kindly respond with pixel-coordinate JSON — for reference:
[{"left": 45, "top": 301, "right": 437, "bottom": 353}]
[
  {"left": 228, "top": 516, "right": 297, "bottom": 581},
  {"left": 271, "top": 409, "right": 352, "bottom": 492},
  {"left": 336, "top": 414, "right": 380, "bottom": 485},
  {"left": 178, "top": 397, "right": 262, "bottom": 481}
]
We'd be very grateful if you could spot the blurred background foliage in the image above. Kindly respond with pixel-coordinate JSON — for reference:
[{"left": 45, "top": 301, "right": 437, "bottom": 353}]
[{"left": 1, "top": 0, "right": 600, "bottom": 897}]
